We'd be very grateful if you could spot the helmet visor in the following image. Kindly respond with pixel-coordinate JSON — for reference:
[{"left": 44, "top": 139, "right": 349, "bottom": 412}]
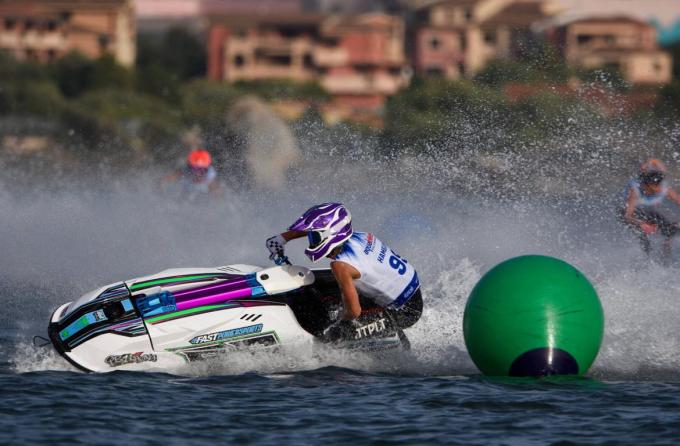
[
  {"left": 640, "top": 172, "right": 664, "bottom": 185},
  {"left": 307, "top": 231, "right": 323, "bottom": 249}
]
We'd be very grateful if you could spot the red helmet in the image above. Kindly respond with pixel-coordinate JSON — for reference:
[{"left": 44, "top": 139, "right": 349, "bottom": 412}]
[
  {"left": 640, "top": 158, "right": 666, "bottom": 175},
  {"left": 187, "top": 149, "right": 211, "bottom": 168}
]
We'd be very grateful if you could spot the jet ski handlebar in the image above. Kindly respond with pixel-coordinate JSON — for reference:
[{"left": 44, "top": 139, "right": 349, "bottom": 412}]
[{"left": 273, "top": 255, "right": 291, "bottom": 266}]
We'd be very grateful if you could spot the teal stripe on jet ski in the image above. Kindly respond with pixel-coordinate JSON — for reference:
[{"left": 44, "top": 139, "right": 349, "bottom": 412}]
[
  {"left": 122, "top": 299, "right": 133, "bottom": 312},
  {"left": 59, "top": 309, "right": 107, "bottom": 340},
  {"left": 245, "top": 274, "right": 266, "bottom": 297}
]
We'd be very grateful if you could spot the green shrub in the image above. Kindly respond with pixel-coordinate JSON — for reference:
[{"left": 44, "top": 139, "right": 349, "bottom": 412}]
[
  {"left": 181, "top": 80, "right": 243, "bottom": 128},
  {"left": 0, "top": 80, "right": 65, "bottom": 117},
  {"left": 234, "top": 79, "right": 329, "bottom": 101}
]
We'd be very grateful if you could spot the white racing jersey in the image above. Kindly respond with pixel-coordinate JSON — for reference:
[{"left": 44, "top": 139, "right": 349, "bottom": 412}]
[
  {"left": 627, "top": 178, "right": 670, "bottom": 209},
  {"left": 180, "top": 166, "right": 217, "bottom": 195},
  {"left": 333, "top": 232, "right": 419, "bottom": 308}
]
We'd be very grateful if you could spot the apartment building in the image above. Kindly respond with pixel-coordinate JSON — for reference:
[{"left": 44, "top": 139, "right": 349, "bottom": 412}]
[
  {"left": 551, "top": 16, "right": 672, "bottom": 85},
  {"left": 207, "top": 12, "right": 408, "bottom": 110},
  {"left": 412, "top": 0, "right": 561, "bottom": 79},
  {"left": 0, "top": 0, "right": 136, "bottom": 66}
]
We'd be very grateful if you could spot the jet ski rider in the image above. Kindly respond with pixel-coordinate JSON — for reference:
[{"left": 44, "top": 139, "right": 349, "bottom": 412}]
[
  {"left": 266, "top": 202, "right": 423, "bottom": 342},
  {"left": 162, "top": 148, "right": 222, "bottom": 199},
  {"left": 621, "top": 158, "right": 680, "bottom": 262}
]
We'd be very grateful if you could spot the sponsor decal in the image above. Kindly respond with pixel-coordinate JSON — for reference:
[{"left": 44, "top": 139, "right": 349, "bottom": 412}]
[
  {"left": 377, "top": 244, "right": 387, "bottom": 263},
  {"left": 355, "top": 318, "right": 387, "bottom": 339},
  {"left": 363, "top": 233, "right": 376, "bottom": 255},
  {"left": 189, "top": 324, "right": 264, "bottom": 344},
  {"left": 105, "top": 352, "right": 157, "bottom": 367},
  {"left": 173, "top": 332, "right": 279, "bottom": 362}
]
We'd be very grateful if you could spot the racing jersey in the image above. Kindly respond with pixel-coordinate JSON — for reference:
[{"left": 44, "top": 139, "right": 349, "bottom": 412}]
[
  {"left": 627, "top": 178, "right": 669, "bottom": 209},
  {"left": 180, "top": 166, "right": 217, "bottom": 195},
  {"left": 333, "top": 232, "right": 419, "bottom": 308}
]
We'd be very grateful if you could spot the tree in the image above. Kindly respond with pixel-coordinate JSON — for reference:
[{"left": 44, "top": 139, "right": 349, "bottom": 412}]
[
  {"left": 49, "top": 51, "right": 94, "bottom": 97},
  {"left": 136, "top": 27, "right": 206, "bottom": 83}
]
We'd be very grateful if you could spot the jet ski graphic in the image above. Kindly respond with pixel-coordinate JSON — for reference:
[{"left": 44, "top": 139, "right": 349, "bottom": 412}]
[{"left": 47, "top": 264, "right": 409, "bottom": 372}]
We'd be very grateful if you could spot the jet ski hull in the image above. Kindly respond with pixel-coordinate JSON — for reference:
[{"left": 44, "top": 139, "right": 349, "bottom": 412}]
[{"left": 48, "top": 264, "right": 407, "bottom": 372}]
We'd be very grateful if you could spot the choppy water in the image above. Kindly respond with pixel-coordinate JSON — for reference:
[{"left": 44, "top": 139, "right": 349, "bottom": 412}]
[
  {"left": 2, "top": 359, "right": 680, "bottom": 446},
  {"left": 2, "top": 185, "right": 680, "bottom": 445},
  {"left": 4, "top": 112, "right": 680, "bottom": 444}
]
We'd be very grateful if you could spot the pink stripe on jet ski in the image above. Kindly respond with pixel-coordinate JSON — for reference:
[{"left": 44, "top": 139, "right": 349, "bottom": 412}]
[
  {"left": 172, "top": 278, "right": 249, "bottom": 302},
  {"left": 175, "top": 287, "right": 253, "bottom": 311}
]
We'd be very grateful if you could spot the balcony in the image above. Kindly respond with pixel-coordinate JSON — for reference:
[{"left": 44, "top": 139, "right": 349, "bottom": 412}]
[
  {"left": 313, "top": 46, "right": 347, "bottom": 67},
  {"left": 0, "top": 30, "right": 65, "bottom": 50},
  {"left": 226, "top": 64, "right": 315, "bottom": 82},
  {"left": 322, "top": 73, "right": 405, "bottom": 95}
]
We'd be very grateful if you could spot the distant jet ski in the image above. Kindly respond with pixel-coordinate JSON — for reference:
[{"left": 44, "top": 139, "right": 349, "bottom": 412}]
[{"left": 47, "top": 264, "right": 409, "bottom": 373}]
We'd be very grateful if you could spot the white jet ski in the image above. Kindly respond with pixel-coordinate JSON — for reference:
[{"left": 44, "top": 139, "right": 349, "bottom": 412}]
[{"left": 47, "top": 264, "right": 409, "bottom": 372}]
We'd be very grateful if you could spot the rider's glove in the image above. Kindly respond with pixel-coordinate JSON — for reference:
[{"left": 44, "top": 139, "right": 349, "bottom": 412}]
[
  {"left": 321, "top": 319, "right": 357, "bottom": 343},
  {"left": 266, "top": 234, "right": 287, "bottom": 261},
  {"left": 640, "top": 223, "right": 658, "bottom": 235}
]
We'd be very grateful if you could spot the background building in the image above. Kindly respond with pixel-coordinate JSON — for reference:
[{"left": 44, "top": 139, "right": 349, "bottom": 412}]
[
  {"left": 412, "top": 0, "right": 562, "bottom": 79},
  {"left": 208, "top": 12, "right": 408, "bottom": 111},
  {"left": 551, "top": 16, "right": 672, "bottom": 85},
  {"left": 0, "top": 0, "right": 136, "bottom": 66}
]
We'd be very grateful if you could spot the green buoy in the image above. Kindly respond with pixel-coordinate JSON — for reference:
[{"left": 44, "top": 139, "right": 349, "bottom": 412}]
[{"left": 463, "top": 255, "right": 604, "bottom": 377}]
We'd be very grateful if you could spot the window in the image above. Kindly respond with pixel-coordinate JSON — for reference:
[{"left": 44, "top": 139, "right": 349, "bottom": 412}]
[
  {"left": 47, "top": 49, "right": 57, "bottom": 61},
  {"left": 577, "top": 34, "right": 593, "bottom": 45},
  {"left": 458, "top": 62, "right": 466, "bottom": 76},
  {"left": 460, "top": 34, "right": 467, "bottom": 51},
  {"left": 268, "top": 54, "right": 291, "bottom": 66},
  {"left": 25, "top": 20, "right": 34, "bottom": 31},
  {"left": 303, "top": 53, "right": 313, "bottom": 68},
  {"left": 484, "top": 32, "right": 496, "bottom": 44},
  {"left": 464, "top": 8, "right": 474, "bottom": 21},
  {"left": 279, "top": 27, "right": 302, "bottom": 38},
  {"left": 236, "top": 28, "right": 247, "bottom": 38},
  {"left": 430, "top": 36, "right": 441, "bottom": 50},
  {"left": 653, "top": 59, "right": 663, "bottom": 73},
  {"left": 4, "top": 18, "right": 16, "bottom": 30},
  {"left": 389, "top": 67, "right": 402, "bottom": 76},
  {"left": 47, "top": 21, "right": 57, "bottom": 32},
  {"left": 233, "top": 54, "right": 245, "bottom": 67},
  {"left": 355, "top": 64, "right": 372, "bottom": 74},
  {"left": 98, "top": 35, "right": 109, "bottom": 50}
]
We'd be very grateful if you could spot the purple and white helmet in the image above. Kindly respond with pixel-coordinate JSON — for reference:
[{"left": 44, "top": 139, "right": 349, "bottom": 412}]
[{"left": 288, "top": 203, "right": 353, "bottom": 262}]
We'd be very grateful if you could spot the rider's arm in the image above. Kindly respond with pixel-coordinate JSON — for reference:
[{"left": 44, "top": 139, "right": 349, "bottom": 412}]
[
  {"left": 280, "top": 230, "right": 307, "bottom": 241},
  {"left": 330, "top": 261, "right": 362, "bottom": 320},
  {"left": 623, "top": 188, "right": 642, "bottom": 225},
  {"left": 667, "top": 187, "right": 680, "bottom": 205}
]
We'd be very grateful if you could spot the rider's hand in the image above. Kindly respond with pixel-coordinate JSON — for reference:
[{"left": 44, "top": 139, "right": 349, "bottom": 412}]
[
  {"left": 322, "top": 319, "right": 356, "bottom": 343},
  {"left": 265, "top": 234, "right": 287, "bottom": 261},
  {"left": 640, "top": 223, "right": 658, "bottom": 235}
]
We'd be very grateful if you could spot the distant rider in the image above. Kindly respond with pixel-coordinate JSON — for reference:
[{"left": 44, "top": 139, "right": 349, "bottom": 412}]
[
  {"left": 265, "top": 203, "right": 422, "bottom": 342},
  {"left": 621, "top": 158, "right": 680, "bottom": 263},
  {"left": 162, "top": 149, "right": 222, "bottom": 200}
]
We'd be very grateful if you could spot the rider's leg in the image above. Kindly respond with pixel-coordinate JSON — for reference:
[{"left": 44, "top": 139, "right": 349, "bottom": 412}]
[
  {"left": 639, "top": 233, "right": 651, "bottom": 255},
  {"left": 387, "top": 290, "right": 423, "bottom": 329},
  {"left": 662, "top": 237, "right": 673, "bottom": 265},
  {"left": 652, "top": 214, "right": 679, "bottom": 265}
]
